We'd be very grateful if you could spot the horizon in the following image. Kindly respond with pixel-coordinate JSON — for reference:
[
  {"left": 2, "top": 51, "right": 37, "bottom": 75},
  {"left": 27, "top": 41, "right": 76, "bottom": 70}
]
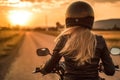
[{"left": 0, "top": 0, "right": 120, "bottom": 28}]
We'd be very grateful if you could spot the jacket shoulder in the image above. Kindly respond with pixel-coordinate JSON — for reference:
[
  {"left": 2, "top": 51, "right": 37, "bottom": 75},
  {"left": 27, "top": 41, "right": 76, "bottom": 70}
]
[{"left": 96, "top": 35, "right": 106, "bottom": 49}]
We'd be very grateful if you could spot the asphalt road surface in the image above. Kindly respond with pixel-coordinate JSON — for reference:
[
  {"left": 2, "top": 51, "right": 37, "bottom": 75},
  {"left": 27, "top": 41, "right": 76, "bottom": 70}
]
[{"left": 4, "top": 31, "right": 120, "bottom": 80}]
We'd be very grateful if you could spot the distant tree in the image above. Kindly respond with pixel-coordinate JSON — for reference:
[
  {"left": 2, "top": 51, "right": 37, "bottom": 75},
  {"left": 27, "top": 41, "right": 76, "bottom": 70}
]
[
  {"left": 12, "top": 25, "right": 20, "bottom": 30},
  {"left": 56, "top": 21, "right": 64, "bottom": 31},
  {"left": 56, "top": 22, "right": 64, "bottom": 28}
]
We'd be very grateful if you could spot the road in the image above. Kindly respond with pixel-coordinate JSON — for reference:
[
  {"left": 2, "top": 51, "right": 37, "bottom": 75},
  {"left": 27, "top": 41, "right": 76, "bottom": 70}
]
[
  {"left": 4, "top": 32, "right": 59, "bottom": 80},
  {"left": 4, "top": 31, "right": 120, "bottom": 80}
]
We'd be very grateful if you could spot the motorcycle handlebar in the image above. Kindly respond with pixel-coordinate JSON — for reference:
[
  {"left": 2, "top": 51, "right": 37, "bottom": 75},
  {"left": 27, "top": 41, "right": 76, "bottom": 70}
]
[
  {"left": 99, "top": 63, "right": 120, "bottom": 72},
  {"left": 114, "top": 65, "right": 120, "bottom": 71},
  {"left": 33, "top": 63, "right": 120, "bottom": 75}
]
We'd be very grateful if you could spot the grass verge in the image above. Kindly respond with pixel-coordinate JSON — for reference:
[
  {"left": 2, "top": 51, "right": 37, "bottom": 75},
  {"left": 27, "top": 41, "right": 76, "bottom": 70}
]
[
  {"left": 37, "top": 30, "right": 120, "bottom": 49},
  {"left": 0, "top": 31, "right": 25, "bottom": 57}
]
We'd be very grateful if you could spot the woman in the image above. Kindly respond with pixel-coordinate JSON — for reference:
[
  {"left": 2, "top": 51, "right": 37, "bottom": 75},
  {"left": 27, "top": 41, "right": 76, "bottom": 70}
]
[{"left": 41, "top": 1, "right": 115, "bottom": 80}]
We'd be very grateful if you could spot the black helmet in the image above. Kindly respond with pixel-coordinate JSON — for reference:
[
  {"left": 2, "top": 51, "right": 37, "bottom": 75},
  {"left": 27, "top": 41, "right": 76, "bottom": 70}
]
[{"left": 65, "top": 1, "right": 94, "bottom": 29}]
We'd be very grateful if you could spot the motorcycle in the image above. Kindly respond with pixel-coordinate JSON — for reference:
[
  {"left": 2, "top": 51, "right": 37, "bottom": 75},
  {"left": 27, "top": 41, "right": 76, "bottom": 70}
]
[{"left": 33, "top": 47, "right": 120, "bottom": 80}]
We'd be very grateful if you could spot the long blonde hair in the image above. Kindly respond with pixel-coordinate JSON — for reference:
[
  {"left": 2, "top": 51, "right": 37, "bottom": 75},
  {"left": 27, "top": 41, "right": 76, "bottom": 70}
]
[{"left": 55, "top": 26, "right": 97, "bottom": 65}]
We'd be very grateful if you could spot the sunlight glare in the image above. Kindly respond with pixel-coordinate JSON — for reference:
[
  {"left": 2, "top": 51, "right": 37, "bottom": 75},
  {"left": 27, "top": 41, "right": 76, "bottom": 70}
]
[
  {"left": 8, "top": 10, "right": 32, "bottom": 26},
  {"left": 8, "top": 0, "right": 20, "bottom": 3}
]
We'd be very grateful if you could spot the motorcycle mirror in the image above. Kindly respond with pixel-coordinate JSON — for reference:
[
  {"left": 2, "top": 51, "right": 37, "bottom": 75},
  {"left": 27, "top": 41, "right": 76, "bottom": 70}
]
[
  {"left": 110, "top": 47, "right": 120, "bottom": 55},
  {"left": 36, "top": 48, "right": 50, "bottom": 56}
]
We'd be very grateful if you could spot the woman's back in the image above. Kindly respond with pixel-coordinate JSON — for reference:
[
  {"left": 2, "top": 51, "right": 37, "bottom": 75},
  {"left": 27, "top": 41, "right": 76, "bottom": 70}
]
[
  {"left": 63, "top": 35, "right": 115, "bottom": 80},
  {"left": 40, "top": 1, "right": 115, "bottom": 80}
]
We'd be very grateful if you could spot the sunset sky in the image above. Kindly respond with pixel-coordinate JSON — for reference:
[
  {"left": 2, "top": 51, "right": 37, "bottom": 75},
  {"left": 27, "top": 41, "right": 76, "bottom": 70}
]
[{"left": 0, "top": 0, "right": 120, "bottom": 28}]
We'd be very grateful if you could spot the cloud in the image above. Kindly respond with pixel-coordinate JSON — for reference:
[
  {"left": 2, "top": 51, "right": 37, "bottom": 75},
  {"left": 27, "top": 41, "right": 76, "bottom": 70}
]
[
  {"left": 0, "top": 0, "right": 69, "bottom": 8},
  {"left": 92, "top": 0, "right": 120, "bottom": 3},
  {"left": 20, "top": 0, "right": 120, "bottom": 4},
  {"left": 21, "top": 0, "right": 60, "bottom": 3},
  {"left": 21, "top": 0, "right": 42, "bottom": 2}
]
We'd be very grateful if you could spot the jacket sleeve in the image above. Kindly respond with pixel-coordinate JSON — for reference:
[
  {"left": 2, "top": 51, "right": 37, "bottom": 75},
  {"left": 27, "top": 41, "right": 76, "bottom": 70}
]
[
  {"left": 41, "top": 35, "right": 68, "bottom": 74},
  {"left": 41, "top": 51, "right": 62, "bottom": 74},
  {"left": 100, "top": 36, "right": 115, "bottom": 76}
]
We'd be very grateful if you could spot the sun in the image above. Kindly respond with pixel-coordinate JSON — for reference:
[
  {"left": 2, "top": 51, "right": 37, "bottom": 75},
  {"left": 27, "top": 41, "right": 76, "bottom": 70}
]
[{"left": 8, "top": 10, "right": 32, "bottom": 26}]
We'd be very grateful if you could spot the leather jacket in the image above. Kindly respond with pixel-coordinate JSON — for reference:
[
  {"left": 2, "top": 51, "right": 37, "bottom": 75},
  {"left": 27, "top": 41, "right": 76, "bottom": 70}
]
[{"left": 42, "top": 35, "right": 115, "bottom": 80}]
